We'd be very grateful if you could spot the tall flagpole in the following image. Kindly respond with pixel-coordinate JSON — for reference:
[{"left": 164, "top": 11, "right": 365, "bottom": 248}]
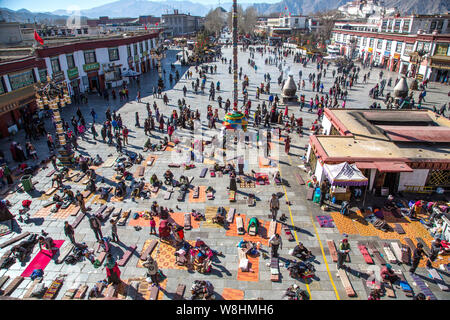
[{"left": 232, "top": 0, "right": 238, "bottom": 109}]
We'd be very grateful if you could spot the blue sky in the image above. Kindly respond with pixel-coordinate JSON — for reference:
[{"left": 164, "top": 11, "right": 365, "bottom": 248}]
[{"left": 1, "top": 0, "right": 281, "bottom": 12}]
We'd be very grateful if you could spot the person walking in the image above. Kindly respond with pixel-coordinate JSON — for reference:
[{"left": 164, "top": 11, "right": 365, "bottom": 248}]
[
  {"left": 64, "top": 221, "right": 76, "bottom": 244},
  {"left": 110, "top": 219, "right": 119, "bottom": 242},
  {"left": 337, "top": 238, "right": 350, "bottom": 270},
  {"left": 75, "top": 190, "right": 87, "bottom": 213},
  {"left": 269, "top": 193, "right": 280, "bottom": 221},
  {"left": 409, "top": 242, "right": 426, "bottom": 274},
  {"left": 269, "top": 233, "right": 283, "bottom": 257},
  {"left": 426, "top": 238, "right": 443, "bottom": 269},
  {"left": 105, "top": 253, "right": 121, "bottom": 285},
  {"left": 143, "top": 256, "right": 161, "bottom": 287},
  {"left": 89, "top": 215, "right": 103, "bottom": 242}
]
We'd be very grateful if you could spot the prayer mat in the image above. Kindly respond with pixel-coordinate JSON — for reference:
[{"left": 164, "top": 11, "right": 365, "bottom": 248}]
[
  {"left": 33, "top": 206, "right": 54, "bottom": 218},
  {"left": 254, "top": 173, "right": 270, "bottom": 185},
  {"left": 102, "top": 157, "right": 117, "bottom": 168},
  {"left": 316, "top": 215, "right": 335, "bottom": 228},
  {"left": 21, "top": 240, "right": 64, "bottom": 277},
  {"left": 243, "top": 217, "right": 272, "bottom": 246},
  {"left": 51, "top": 204, "right": 80, "bottom": 220},
  {"left": 188, "top": 186, "right": 206, "bottom": 203},
  {"left": 221, "top": 288, "right": 244, "bottom": 300},
  {"left": 202, "top": 206, "right": 229, "bottom": 229},
  {"left": 258, "top": 157, "right": 271, "bottom": 168},
  {"left": 237, "top": 255, "right": 259, "bottom": 282}
]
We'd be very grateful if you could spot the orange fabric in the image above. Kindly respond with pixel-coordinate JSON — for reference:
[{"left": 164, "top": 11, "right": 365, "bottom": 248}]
[
  {"left": 188, "top": 186, "right": 206, "bottom": 203},
  {"left": 222, "top": 288, "right": 244, "bottom": 300},
  {"left": 237, "top": 255, "right": 259, "bottom": 282}
]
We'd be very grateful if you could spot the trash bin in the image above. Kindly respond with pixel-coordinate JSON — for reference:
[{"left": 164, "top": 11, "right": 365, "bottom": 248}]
[{"left": 21, "top": 175, "right": 33, "bottom": 192}]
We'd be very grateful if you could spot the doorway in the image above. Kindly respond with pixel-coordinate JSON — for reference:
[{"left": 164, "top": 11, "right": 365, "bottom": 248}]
[{"left": 383, "top": 172, "right": 399, "bottom": 194}]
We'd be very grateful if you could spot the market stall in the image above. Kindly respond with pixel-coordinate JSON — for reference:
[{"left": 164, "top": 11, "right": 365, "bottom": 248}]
[{"left": 323, "top": 162, "right": 368, "bottom": 202}]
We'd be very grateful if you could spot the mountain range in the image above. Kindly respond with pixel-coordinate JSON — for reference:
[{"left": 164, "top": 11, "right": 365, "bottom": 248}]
[{"left": 1, "top": 0, "right": 448, "bottom": 24}]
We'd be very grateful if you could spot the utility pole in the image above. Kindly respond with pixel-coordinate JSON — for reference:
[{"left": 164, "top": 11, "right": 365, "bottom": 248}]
[{"left": 232, "top": 0, "right": 238, "bottom": 108}]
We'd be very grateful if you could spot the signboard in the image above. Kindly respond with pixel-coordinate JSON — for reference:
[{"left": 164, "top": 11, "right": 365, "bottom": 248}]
[
  {"left": 67, "top": 67, "right": 79, "bottom": 80},
  {"left": 52, "top": 71, "right": 65, "bottom": 82},
  {"left": 394, "top": 53, "right": 401, "bottom": 59},
  {"left": 384, "top": 51, "right": 390, "bottom": 56},
  {"left": 368, "top": 47, "right": 373, "bottom": 53},
  {"left": 83, "top": 62, "right": 100, "bottom": 72}
]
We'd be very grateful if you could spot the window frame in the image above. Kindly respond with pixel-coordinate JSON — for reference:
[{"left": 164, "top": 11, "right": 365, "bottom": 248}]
[
  {"left": 66, "top": 54, "right": 75, "bottom": 69},
  {"left": 108, "top": 47, "right": 120, "bottom": 61},
  {"left": 84, "top": 50, "right": 97, "bottom": 64}
]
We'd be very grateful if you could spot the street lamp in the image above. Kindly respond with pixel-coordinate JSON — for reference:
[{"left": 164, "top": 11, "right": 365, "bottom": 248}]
[{"left": 35, "top": 76, "right": 74, "bottom": 167}]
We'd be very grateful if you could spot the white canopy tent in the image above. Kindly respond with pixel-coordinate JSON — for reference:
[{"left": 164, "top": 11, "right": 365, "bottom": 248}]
[{"left": 323, "top": 162, "right": 368, "bottom": 187}]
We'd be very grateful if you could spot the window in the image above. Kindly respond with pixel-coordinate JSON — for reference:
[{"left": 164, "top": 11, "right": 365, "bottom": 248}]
[
  {"left": 404, "top": 43, "right": 414, "bottom": 56},
  {"left": 357, "top": 37, "right": 361, "bottom": 45},
  {"left": 50, "top": 57, "right": 61, "bottom": 73},
  {"left": 388, "top": 20, "right": 393, "bottom": 30},
  {"left": 38, "top": 69, "right": 47, "bottom": 83},
  {"left": 66, "top": 54, "right": 75, "bottom": 69},
  {"left": 127, "top": 45, "right": 132, "bottom": 57},
  {"left": 133, "top": 43, "right": 138, "bottom": 56},
  {"left": 139, "top": 42, "right": 143, "bottom": 53},
  {"left": 8, "top": 70, "right": 35, "bottom": 90},
  {"left": 369, "top": 38, "right": 374, "bottom": 47},
  {"left": 435, "top": 43, "right": 449, "bottom": 56},
  {"left": 362, "top": 37, "right": 367, "bottom": 46},
  {"left": 402, "top": 20, "right": 410, "bottom": 32},
  {"left": 382, "top": 20, "right": 387, "bottom": 30},
  {"left": 145, "top": 40, "right": 148, "bottom": 52},
  {"left": 430, "top": 21, "right": 437, "bottom": 31},
  {"left": 437, "top": 20, "right": 443, "bottom": 31},
  {"left": 395, "top": 42, "right": 403, "bottom": 53},
  {"left": 376, "top": 40, "right": 382, "bottom": 49},
  {"left": 108, "top": 47, "right": 120, "bottom": 61},
  {"left": 386, "top": 41, "right": 392, "bottom": 52},
  {"left": 0, "top": 77, "right": 5, "bottom": 95},
  {"left": 394, "top": 20, "right": 401, "bottom": 32},
  {"left": 84, "top": 50, "right": 96, "bottom": 64}
]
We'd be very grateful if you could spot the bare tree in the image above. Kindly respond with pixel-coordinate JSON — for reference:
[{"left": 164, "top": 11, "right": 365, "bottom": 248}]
[
  {"left": 227, "top": 5, "right": 258, "bottom": 35},
  {"left": 204, "top": 8, "right": 226, "bottom": 37}
]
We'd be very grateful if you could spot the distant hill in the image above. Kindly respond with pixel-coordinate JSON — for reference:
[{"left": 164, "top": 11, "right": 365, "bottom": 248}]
[{"left": 0, "top": 7, "right": 72, "bottom": 24}]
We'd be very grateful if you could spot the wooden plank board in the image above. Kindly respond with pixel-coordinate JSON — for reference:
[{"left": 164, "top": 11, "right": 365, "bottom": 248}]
[
  {"left": 394, "top": 223, "right": 405, "bottom": 234},
  {"left": 416, "top": 238, "right": 431, "bottom": 256},
  {"left": 306, "top": 187, "right": 314, "bottom": 200},
  {"left": 367, "top": 242, "right": 386, "bottom": 265},
  {"left": 137, "top": 166, "right": 145, "bottom": 177},
  {"left": 282, "top": 223, "right": 294, "bottom": 241},
  {"left": 104, "top": 284, "right": 116, "bottom": 298},
  {"left": 23, "top": 278, "right": 43, "bottom": 299},
  {"left": 226, "top": 208, "right": 236, "bottom": 224},
  {"left": 164, "top": 189, "right": 173, "bottom": 200},
  {"left": 236, "top": 216, "right": 245, "bottom": 235},
  {"left": 45, "top": 169, "right": 56, "bottom": 177},
  {"left": 117, "top": 245, "right": 137, "bottom": 267},
  {"left": 199, "top": 168, "right": 208, "bottom": 178},
  {"left": 73, "top": 285, "right": 88, "bottom": 299},
  {"left": 409, "top": 272, "right": 436, "bottom": 300},
  {"left": 45, "top": 187, "right": 58, "bottom": 196},
  {"left": 149, "top": 285, "right": 159, "bottom": 300},
  {"left": 73, "top": 173, "right": 86, "bottom": 183},
  {"left": 0, "top": 276, "right": 10, "bottom": 295},
  {"left": 390, "top": 242, "right": 403, "bottom": 263},
  {"left": 357, "top": 243, "right": 374, "bottom": 264},
  {"left": 2, "top": 276, "right": 24, "bottom": 296},
  {"left": 404, "top": 238, "right": 416, "bottom": 253},
  {"left": 94, "top": 205, "right": 107, "bottom": 216},
  {"left": 428, "top": 268, "right": 449, "bottom": 291},
  {"left": 383, "top": 243, "right": 398, "bottom": 264},
  {"left": 56, "top": 243, "right": 74, "bottom": 264},
  {"left": 268, "top": 220, "right": 277, "bottom": 239},
  {"left": 61, "top": 288, "right": 78, "bottom": 300},
  {"left": 0, "top": 232, "right": 31, "bottom": 249},
  {"left": 184, "top": 213, "right": 192, "bottom": 230},
  {"left": 71, "top": 212, "right": 86, "bottom": 229},
  {"left": 338, "top": 269, "right": 356, "bottom": 297},
  {"left": 117, "top": 210, "right": 131, "bottom": 226},
  {"left": 295, "top": 173, "right": 305, "bottom": 185},
  {"left": 100, "top": 206, "right": 115, "bottom": 221},
  {"left": 327, "top": 240, "right": 338, "bottom": 262},
  {"left": 140, "top": 239, "right": 158, "bottom": 261},
  {"left": 0, "top": 250, "right": 12, "bottom": 268},
  {"left": 174, "top": 284, "right": 186, "bottom": 300},
  {"left": 401, "top": 244, "right": 411, "bottom": 265}
]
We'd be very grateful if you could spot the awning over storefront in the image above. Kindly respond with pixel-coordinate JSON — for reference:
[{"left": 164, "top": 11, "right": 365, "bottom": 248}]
[
  {"left": 373, "top": 161, "right": 413, "bottom": 173},
  {"left": 429, "top": 55, "right": 450, "bottom": 70},
  {"left": 323, "top": 162, "right": 368, "bottom": 186},
  {"left": 354, "top": 162, "right": 378, "bottom": 170}
]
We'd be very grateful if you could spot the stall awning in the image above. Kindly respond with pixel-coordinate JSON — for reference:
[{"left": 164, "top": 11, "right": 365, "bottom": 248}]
[
  {"left": 323, "top": 162, "right": 368, "bottom": 186},
  {"left": 374, "top": 162, "right": 413, "bottom": 173},
  {"left": 355, "top": 162, "right": 378, "bottom": 170}
]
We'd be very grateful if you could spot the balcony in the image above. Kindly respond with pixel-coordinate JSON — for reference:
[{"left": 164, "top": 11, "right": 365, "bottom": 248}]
[{"left": 0, "top": 84, "right": 36, "bottom": 116}]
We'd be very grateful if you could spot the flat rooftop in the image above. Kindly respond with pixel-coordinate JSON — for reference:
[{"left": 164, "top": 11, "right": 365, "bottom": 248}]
[{"left": 314, "top": 109, "right": 450, "bottom": 163}]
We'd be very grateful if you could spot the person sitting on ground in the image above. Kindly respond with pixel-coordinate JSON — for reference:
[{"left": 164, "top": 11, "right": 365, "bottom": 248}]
[
  {"left": 292, "top": 242, "right": 313, "bottom": 260},
  {"left": 164, "top": 169, "right": 174, "bottom": 183},
  {"left": 380, "top": 264, "right": 399, "bottom": 283},
  {"left": 150, "top": 201, "right": 159, "bottom": 215},
  {"left": 93, "top": 154, "right": 103, "bottom": 166},
  {"left": 143, "top": 138, "right": 153, "bottom": 152},
  {"left": 38, "top": 235, "right": 57, "bottom": 252},
  {"left": 52, "top": 173, "right": 64, "bottom": 189},
  {"left": 384, "top": 195, "right": 399, "bottom": 213},
  {"left": 115, "top": 181, "right": 127, "bottom": 198},
  {"left": 62, "top": 187, "right": 75, "bottom": 203},
  {"left": 150, "top": 174, "right": 161, "bottom": 187},
  {"left": 86, "top": 177, "right": 97, "bottom": 193},
  {"left": 99, "top": 186, "right": 110, "bottom": 200},
  {"left": 131, "top": 178, "right": 146, "bottom": 200},
  {"left": 86, "top": 168, "right": 96, "bottom": 181}
]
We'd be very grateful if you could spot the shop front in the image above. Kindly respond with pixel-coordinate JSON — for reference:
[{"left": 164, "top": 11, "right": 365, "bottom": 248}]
[
  {"left": 67, "top": 67, "right": 80, "bottom": 96},
  {"left": 83, "top": 62, "right": 104, "bottom": 93},
  {"left": 391, "top": 53, "right": 401, "bottom": 72},
  {"left": 429, "top": 55, "right": 450, "bottom": 83}
]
